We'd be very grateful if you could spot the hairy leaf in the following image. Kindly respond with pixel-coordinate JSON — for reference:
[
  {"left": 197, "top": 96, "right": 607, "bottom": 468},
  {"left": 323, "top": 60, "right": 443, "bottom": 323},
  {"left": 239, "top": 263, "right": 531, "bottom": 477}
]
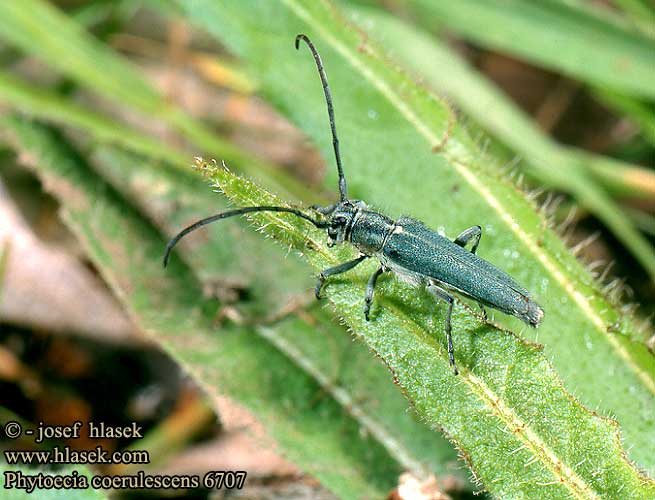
[
  {"left": 4, "top": 116, "right": 449, "bottom": 499},
  {"left": 88, "top": 146, "right": 468, "bottom": 486},
  {"left": 200, "top": 160, "right": 655, "bottom": 500}
]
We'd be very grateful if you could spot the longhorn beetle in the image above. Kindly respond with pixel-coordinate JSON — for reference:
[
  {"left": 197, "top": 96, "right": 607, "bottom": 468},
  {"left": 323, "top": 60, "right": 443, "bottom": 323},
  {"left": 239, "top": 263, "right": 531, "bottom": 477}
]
[{"left": 163, "top": 34, "right": 544, "bottom": 375}]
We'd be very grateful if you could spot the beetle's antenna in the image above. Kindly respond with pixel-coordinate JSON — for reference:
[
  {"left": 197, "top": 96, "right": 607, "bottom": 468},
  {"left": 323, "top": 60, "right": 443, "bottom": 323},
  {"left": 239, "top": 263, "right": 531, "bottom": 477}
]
[
  {"left": 295, "top": 34, "right": 347, "bottom": 202},
  {"left": 163, "top": 206, "right": 327, "bottom": 267}
]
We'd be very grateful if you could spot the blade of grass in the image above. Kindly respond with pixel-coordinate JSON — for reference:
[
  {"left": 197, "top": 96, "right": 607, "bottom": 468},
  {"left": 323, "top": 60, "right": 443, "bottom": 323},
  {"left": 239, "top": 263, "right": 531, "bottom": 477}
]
[
  {"left": 179, "top": 0, "right": 655, "bottom": 476},
  {"left": 0, "top": 71, "right": 190, "bottom": 168},
  {"left": 590, "top": 87, "right": 655, "bottom": 146},
  {"left": 2, "top": 117, "right": 406, "bottom": 500},
  {"left": 608, "top": 0, "right": 655, "bottom": 37},
  {"left": 400, "top": 0, "right": 655, "bottom": 148},
  {"left": 406, "top": 0, "right": 655, "bottom": 98},
  {"left": 626, "top": 207, "right": 655, "bottom": 237},
  {"left": 0, "top": 0, "right": 308, "bottom": 200},
  {"left": 349, "top": 6, "right": 655, "bottom": 198},
  {"left": 570, "top": 150, "right": 655, "bottom": 197},
  {"left": 550, "top": 0, "right": 655, "bottom": 39}
]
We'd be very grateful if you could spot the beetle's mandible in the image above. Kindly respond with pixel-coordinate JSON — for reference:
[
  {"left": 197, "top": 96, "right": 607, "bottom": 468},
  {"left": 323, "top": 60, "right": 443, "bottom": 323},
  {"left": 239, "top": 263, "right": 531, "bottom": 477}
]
[{"left": 163, "top": 34, "right": 544, "bottom": 375}]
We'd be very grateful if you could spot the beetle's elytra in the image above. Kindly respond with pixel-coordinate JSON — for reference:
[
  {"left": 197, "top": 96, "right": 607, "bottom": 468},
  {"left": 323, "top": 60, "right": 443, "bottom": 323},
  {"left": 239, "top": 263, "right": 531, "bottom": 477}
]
[{"left": 164, "top": 34, "right": 544, "bottom": 375}]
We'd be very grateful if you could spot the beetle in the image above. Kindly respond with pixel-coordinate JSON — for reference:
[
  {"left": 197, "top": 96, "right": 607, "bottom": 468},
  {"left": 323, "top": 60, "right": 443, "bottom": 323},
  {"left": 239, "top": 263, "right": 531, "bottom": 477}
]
[{"left": 164, "top": 34, "right": 544, "bottom": 375}]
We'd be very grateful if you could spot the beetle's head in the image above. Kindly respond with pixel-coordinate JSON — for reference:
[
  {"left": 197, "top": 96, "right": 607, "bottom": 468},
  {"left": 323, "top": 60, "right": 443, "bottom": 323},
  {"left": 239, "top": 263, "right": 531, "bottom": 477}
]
[{"left": 322, "top": 200, "right": 365, "bottom": 247}]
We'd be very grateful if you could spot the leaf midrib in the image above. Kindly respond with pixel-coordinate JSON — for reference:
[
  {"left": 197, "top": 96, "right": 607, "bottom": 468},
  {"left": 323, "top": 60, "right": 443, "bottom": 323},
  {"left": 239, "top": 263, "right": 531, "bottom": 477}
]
[{"left": 379, "top": 297, "right": 601, "bottom": 500}]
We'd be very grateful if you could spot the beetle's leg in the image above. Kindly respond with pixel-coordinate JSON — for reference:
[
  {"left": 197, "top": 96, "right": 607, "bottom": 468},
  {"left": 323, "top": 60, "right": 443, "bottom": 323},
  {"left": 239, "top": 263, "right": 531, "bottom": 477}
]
[
  {"left": 453, "top": 225, "right": 482, "bottom": 255},
  {"left": 427, "top": 283, "right": 458, "bottom": 375},
  {"left": 478, "top": 303, "right": 488, "bottom": 321},
  {"left": 364, "top": 266, "right": 385, "bottom": 321},
  {"left": 315, "top": 255, "right": 368, "bottom": 299}
]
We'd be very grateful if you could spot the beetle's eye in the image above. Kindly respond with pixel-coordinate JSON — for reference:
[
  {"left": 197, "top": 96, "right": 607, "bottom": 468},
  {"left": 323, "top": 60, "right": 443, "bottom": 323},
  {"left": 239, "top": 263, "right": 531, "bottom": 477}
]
[{"left": 332, "top": 217, "right": 346, "bottom": 228}]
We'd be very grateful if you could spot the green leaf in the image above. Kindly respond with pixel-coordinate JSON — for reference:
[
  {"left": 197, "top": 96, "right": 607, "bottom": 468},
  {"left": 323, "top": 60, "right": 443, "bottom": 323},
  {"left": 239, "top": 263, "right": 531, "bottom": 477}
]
[
  {"left": 178, "top": 0, "right": 655, "bottom": 478},
  {"left": 406, "top": 0, "right": 655, "bottom": 98},
  {"left": 590, "top": 87, "right": 655, "bottom": 145},
  {"left": 550, "top": 0, "right": 655, "bottom": 39},
  {"left": 198, "top": 159, "right": 655, "bottom": 499},
  {"left": 87, "top": 146, "right": 469, "bottom": 486},
  {"left": 586, "top": 0, "right": 655, "bottom": 39}
]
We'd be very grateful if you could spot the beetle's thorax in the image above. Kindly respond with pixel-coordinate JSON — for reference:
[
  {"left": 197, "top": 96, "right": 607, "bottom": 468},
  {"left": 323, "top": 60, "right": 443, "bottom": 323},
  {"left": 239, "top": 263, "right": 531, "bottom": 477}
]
[
  {"left": 322, "top": 201, "right": 392, "bottom": 253},
  {"left": 350, "top": 210, "right": 396, "bottom": 254}
]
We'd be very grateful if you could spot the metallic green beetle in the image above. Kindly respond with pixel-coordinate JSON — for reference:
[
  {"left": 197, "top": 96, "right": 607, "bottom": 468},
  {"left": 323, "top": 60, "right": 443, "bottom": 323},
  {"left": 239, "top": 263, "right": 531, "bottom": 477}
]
[{"left": 164, "top": 34, "right": 544, "bottom": 375}]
